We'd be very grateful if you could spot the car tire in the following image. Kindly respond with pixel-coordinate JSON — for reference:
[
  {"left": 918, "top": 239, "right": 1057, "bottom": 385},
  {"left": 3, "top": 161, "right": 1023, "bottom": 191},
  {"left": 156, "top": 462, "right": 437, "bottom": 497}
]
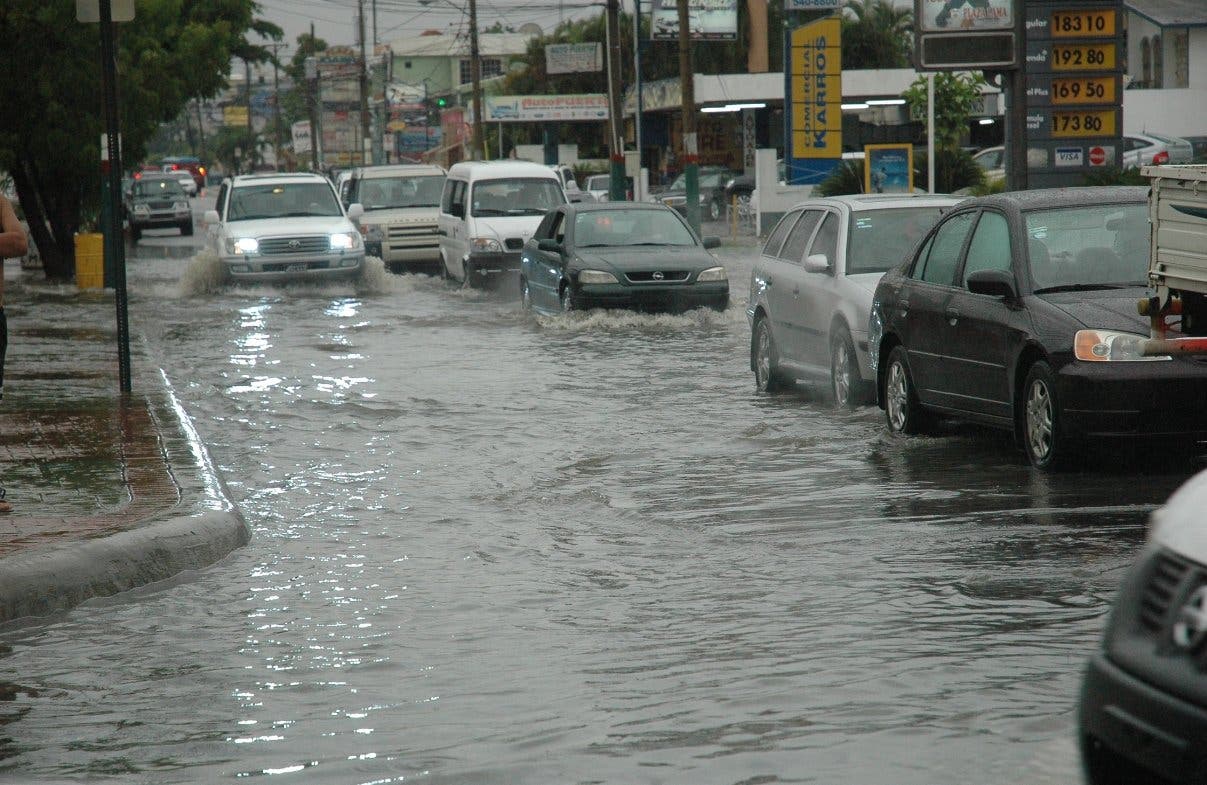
[
  {"left": 520, "top": 278, "right": 532, "bottom": 311},
  {"left": 1021, "top": 360, "right": 1073, "bottom": 471},
  {"left": 180, "top": 221, "right": 193, "bottom": 236},
  {"left": 462, "top": 261, "right": 474, "bottom": 289},
  {"left": 752, "top": 317, "right": 789, "bottom": 393},
  {"left": 130, "top": 225, "right": 141, "bottom": 243},
  {"left": 559, "top": 283, "right": 577, "bottom": 312},
  {"left": 883, "top": 345, "right": 928, "bottom": 434},
  {"left": 439, "top": 255, "right": 452, "bottom": 281},
  {"left": 830, "top": 327, "right": 862, "bottom": 409}
]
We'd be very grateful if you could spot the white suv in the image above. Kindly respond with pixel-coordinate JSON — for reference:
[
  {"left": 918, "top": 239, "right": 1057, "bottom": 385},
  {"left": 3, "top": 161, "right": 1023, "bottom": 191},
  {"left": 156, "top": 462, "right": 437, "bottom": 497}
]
[
  {"left": 339, "top": 164, "right": 446, "bottom": 274},
  {"left": 205, "top": 173, "right": 365, "bottom": 282}
]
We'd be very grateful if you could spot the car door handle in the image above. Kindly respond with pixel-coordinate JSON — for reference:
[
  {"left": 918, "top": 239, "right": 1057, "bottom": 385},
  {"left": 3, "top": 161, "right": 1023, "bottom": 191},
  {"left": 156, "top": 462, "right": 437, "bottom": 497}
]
[
  {"left": 946, "top": 307, "right": 960, "bottom": 324},
  {"left": 793, "top": 286, "right": 800, "bottom": 296}
]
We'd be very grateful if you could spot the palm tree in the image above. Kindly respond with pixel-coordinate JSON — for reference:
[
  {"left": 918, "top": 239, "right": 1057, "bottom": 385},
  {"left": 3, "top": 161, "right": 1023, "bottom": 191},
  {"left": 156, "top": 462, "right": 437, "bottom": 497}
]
[{"left": 842, "top": 0, "right": 914, "bottom": 69}]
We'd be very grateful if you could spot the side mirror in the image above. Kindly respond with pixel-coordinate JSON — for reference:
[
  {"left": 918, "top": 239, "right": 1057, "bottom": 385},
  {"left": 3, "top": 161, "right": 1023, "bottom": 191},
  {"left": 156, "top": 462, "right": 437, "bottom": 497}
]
[
  {"left": 967, "top": 268, "right": 1017, "bottom": 299},
  {"left": 347, "top": 203, "right": 364, "bottom": 220},
  {"left": 803, "top": 252, "right": 829, "bottom": 273},
  {"left": 449, "top": 203, "right": 464, "bottom": 218},
  {"left": 537, "top": 238, "right": 561, "bottom": 252},
  {"left": 204, "top": 209, "right": 220, "bottom": 224},
  {"left": 702, "top": 236, "right": 721, "bottom": 249}
]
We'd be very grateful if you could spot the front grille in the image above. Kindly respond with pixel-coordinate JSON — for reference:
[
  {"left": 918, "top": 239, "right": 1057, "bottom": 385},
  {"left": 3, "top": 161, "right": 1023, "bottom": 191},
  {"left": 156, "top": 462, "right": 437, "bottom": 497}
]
[
  {"left": 1140, "top": 550, "right": 1194, "bottom": 631},
  {"left": 148, "top": 200, "right": 175, "bottom": 209},
  {"left": 387, "top": 224, "right": 439, "bottom": 249},
  {"left": 504, "top": 238, "right": 524, "bottom": 251},
  {"left": 259, "top": 236, "right": 330, "bottom": 255},
  {"left": 625, "top": 270, "right": 690, "bottom": 283}
]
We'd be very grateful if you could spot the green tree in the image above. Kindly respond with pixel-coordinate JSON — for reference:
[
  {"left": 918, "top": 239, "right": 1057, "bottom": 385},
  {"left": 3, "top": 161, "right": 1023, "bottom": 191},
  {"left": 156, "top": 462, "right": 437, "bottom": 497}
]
[
  {"left": 902, "top": 71, "right": 986, "bottom": 151},
  {"left": 0, "top": 1, "right": 274, "bottom": 280},
  {"left": 842, "top": 0, "right": 913, "bottom": 69}
]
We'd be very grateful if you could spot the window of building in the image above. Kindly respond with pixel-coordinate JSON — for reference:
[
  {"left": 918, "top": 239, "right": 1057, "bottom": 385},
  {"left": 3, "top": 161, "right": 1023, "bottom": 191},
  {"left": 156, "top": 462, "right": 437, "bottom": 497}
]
[
  {"left": 1173, "top": 29, "right": 1189, "bottom": 88},
  {"left": 1153, "top": 34, "right": 1164, "bottom": 88},
  {"left": 1141, "top": 37, "right": 1151, "bottom": 87},
  {"left": 459, "top": 58, "right": 502, "bottom": 85}
]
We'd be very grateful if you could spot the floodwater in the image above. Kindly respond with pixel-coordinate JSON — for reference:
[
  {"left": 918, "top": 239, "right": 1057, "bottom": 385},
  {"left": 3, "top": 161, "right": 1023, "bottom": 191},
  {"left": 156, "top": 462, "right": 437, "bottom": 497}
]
[{"left": 0, "top": 240, "right": 1195, "bottom": 784}]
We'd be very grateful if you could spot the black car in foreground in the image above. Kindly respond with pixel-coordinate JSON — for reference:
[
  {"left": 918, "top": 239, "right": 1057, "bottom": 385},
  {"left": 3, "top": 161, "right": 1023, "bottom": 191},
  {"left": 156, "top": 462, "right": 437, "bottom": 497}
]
[
  {"left": 868, "top": 186, "right": 1207, "bottom": 470},
  {"left": 519, "top": 202, "right": 728, "bottom": 314},
  {"left": 1079, "top": 469, "right": 1207, "bottom": 784}
]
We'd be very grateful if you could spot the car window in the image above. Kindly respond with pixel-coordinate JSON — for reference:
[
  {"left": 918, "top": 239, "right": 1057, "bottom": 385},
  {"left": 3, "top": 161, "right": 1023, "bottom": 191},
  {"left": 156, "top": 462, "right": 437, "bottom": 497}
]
[
  {"left": 359, "top": 175, "right": 445, "bottom": 210},
  {"left": 762, "top": 210, "right": 800, "bottom": 258},
  {"left": 215, "top": 183, "right": 229, "bottom": 216},
  {"left": 573, "top": 208, "right": 695, "bottom": 247},
  {"left": 778, "top": 210, "right": 822, "bottom": 263},
  {"left": 808, "top": 212, "right": 840, "bottom": 265},
  {"left": 961, "top": 211, "right": 1012, "bottom": 286},
  {"left": 1025, "top": 202, "right": 1148, "bottom": 289},
  {"left": 915, "top": 211, "right": 974, "bottom": 286},
  {"left": 448, "top": 180, "right": 466, "bottom": 215},
  {"left": 134, "top": 178, "right": 184, "bottom": 197},
  {"left": 471, "top": 178, "right": 562, "bottom": 217},
  {"left": 550, "top": 212, "right": 566, "bottom": 243},
  {"left": 227, "top": 182, "right": 341, "bottom": 221},
  {"left": 847, "top": 207, "right": 949, "bottom": 275}
]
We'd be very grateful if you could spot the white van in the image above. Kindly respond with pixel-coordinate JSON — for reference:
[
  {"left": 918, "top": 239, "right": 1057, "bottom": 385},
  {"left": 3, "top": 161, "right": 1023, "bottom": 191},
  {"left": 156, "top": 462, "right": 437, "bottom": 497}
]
[{"left": 437, "top": 161, "right": 566, "bottom": 287}]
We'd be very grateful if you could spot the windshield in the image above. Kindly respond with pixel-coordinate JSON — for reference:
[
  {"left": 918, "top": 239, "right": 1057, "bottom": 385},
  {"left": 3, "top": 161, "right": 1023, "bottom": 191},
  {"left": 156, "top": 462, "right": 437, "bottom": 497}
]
[
  {"left": 666, "top": 171, "right": 726, "bottom": 191},
  {"left": 847, "top": 207, "right": 949, "bottom": 275},
  {"left": 357, "top": 174, "right": 446, "bottom": 210},
  {"left": 1026, "top": 203, "right": 1149, "bottom": 290},
  {"left": 574, "top": 209, "right": 697, "bottom": 247},
  {"left": 585, "top": 175, "right": 609, "bottom": 190},
  {"left": 227, "top": 182, "right": 342, "bottom": 221},
  {"left": 134, "top": 179, "right": 184, "bottom": 198},
  {"left": 470, "top": 178, "right": 564, "bottom": 217}
]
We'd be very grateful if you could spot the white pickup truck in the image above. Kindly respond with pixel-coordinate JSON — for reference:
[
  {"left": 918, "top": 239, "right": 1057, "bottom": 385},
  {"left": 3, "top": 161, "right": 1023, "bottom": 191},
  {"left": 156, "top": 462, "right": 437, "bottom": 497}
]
[{"left": 1140, "top": 164, "right": 1207, "bottom": 351}]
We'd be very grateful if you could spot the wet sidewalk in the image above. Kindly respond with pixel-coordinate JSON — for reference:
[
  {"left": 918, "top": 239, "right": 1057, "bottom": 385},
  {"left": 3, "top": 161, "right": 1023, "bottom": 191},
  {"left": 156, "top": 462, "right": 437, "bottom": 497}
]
[{"left": 0, "top": 257, "right": 246, "bottom": 624}]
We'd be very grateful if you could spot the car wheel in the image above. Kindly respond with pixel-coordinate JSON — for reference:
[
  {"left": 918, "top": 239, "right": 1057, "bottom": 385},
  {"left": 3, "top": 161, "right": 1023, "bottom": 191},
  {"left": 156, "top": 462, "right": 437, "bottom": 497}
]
[
  {"left": 520, "top": 278, "right": 532, "bottom": 311},
  {"left": 752, "top": 317, "right": 788, "bottom": 393},
  {"left": 439, "top": 255, "right": 452, "bottom": 281},
  {"left": 462, "top": 261, "right": 474, "bottom": 289},
  {"left": 884, "top": 345, "right": 928, "bottom": 434},
  {"left": 180, "top": 222, "right": 193, "bottom": 236},
  {"left": 1022, "top": 361, "right": 1072, "bottom": 471},
  {"left": 130, "top": 225, "right": 141, "bottom": 242},
  {"left": 830, "top": 327, "right": 861, "bottom": 409},
  {"left": 559, "top": 283, "right": 577, "bottom": 312}
]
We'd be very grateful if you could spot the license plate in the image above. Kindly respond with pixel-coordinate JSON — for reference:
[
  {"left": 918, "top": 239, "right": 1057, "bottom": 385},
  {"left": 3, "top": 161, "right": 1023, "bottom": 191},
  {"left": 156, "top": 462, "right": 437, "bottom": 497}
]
[{"left": 286, "top": 263, "right": 307, "bottom": 272}]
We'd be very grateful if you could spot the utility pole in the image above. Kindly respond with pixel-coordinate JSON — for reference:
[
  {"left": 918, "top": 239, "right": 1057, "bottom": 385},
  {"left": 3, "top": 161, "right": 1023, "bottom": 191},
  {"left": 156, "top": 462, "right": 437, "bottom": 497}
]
[
  {"left": 245, "top": 58, "right": 254, "bottom": 173},
  {"left": 606, "top": 0, "right": 625, "bottom": 200},
  {"left": 306, "top": 55, "right": 320, "bottom": 171},
  {"left": 677, "top": 0, "right": 699, "bottom": 234},
  {"left": 358, "top": 0, "right": 372, "bottom": 165},
  {"left": 269, "top": 42, "right": 286, "bottom": 170},
  {"left": 633, "top": 0, "right": 643, "bottom": 193},
  {"left": 469, "top": 0, "right": 485, "bottom": 159}
]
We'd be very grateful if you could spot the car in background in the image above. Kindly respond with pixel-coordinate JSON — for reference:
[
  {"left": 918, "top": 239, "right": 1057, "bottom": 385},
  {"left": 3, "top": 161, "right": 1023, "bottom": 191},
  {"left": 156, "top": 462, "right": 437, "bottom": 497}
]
[
  {"left": 123, "top": 173, "right": 193, "bottom": 241},
  {"left": 166, "top": 168, "right": 198, "bottom": 197},
  {"left": 340, "top": 163, "right": 446, "bottom": 274},
  {"left": 867, "top": 186, "right": 1207, "bottom": 470},
  {"left": 520, "top": 202, "right": 728, "bottom": 313},
  {"left": 748, "top": 194, "right": 959, "bottom": 407},
  {"left": 970, "top": 146, "right": 1005, "bottom": 183},
  {"left": 1079, "top": 468, "right": 1207, "bottom": 784},
  {"left": 656, "top": 167, "right": 739, "bottom": 222},
  {"left": 203, "top": 172, "right": 365, "bottom": 283},
  {"left": 1122, "top": 131, "right": 1194, "bottom": 168},
  {"left": 549, "top": 163, "right": 593, "bottom": 203},
  {"left": 161, "top": 155, "right": 207, "bottom": 192},
  {"left": 584, "top": 174, "right": 610, "bottom": 201}
]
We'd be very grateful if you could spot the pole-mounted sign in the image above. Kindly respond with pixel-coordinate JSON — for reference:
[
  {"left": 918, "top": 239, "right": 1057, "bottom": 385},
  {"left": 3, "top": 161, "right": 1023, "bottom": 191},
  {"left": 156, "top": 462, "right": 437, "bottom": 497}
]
[
  {"left": 784, "top": 15, "right": 842, "bottom": 185},
  {"left": 914, "top": 0, "right": 1016, "bottom": 70}
]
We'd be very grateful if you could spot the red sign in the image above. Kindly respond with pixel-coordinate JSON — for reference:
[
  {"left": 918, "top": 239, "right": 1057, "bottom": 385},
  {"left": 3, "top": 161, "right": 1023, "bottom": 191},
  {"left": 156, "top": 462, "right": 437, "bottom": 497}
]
[{"left": 1089, "top": 146, "right": 1107, "bottom": 166}]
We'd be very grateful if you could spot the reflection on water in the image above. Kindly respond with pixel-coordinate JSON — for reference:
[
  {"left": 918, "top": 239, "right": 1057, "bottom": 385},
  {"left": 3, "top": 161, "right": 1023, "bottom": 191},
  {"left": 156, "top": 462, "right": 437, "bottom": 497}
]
[{"left": 0, "top": 246, "right": 1186, "bottom": 784}]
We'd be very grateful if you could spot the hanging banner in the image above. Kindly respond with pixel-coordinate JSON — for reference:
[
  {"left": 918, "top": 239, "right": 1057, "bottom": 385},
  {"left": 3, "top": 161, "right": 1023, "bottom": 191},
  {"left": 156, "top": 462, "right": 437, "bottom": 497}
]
[
  {"left": 786, "top": 16, "right": 842, "bottom": 184},
  {"left": 650, "top": 0, "right": 738, "bottom": 41},
  {"left": 485, "top": 95, "right": 609, "bottom": 122},
  {"left": 546, "top": 43, "right": 603, "bottom": 74},
  {"left": 291, "top": 120, "right": 312, "bottom": 154}
]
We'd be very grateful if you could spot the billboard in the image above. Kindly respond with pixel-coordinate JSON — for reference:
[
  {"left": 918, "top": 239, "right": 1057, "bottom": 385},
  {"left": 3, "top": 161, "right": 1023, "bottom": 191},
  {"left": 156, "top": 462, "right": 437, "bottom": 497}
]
[
  {"left": 785, "top": 16, "right": 842, "bottom": 184},
  {"left": 915, "top": 0, "right": 1016, "bottom": 68},
  {"left": 546, "top": 43, "right": 603, "bottom": 74},
  {"left": 650, "top": 0, "right": 737, "bottom": 41},
  {"left": 291, "top": 120, "right": 312, "bottom": 154},
  {"left": 485, "top": 95, "right": 609, "bottom": 122},
  {"left": 864, "top": 144, "right": 913, "bottom": 194}
]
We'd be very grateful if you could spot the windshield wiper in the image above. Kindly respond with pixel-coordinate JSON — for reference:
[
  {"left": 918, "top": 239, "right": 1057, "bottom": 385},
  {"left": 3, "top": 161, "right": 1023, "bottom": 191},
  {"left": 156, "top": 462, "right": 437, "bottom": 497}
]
[
  {"left": 473, "top": 208, "right": 510, "bottom": 216},
  {"left": 1033, "top": 283, "right": 1136, "bottom": 294}
]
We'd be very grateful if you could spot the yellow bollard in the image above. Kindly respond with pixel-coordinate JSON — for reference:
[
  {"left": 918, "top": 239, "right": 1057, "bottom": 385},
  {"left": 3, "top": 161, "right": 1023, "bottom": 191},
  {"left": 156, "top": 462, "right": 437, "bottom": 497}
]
[{"left": 74, "top": 233, "right": 105, "bottom": 289}]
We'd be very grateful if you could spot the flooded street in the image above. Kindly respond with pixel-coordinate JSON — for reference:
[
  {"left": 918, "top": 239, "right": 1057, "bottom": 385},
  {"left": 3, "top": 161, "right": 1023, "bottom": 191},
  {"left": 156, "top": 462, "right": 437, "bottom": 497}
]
[{"left": 0, "top": 238, "right": 1195, "bottom": 784}]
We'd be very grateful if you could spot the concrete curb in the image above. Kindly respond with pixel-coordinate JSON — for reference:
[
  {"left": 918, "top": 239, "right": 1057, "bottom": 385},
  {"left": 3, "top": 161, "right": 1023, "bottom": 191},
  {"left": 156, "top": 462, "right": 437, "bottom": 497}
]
[{"left": 0, "top": 364, "right": 249, "bottom": 625}]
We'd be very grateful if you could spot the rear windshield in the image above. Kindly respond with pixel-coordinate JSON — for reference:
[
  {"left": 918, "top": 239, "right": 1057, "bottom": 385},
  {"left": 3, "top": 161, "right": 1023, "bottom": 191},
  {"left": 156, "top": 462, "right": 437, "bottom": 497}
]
[
  {"left": 227, "top": 182, "right": 342, "bottom": 221},
  {"left": 134, "top": 179, "right": 184, "bottom": 197},
  {"left": 470, "top": 178, "right": 564, "bottom": 217},
  {"left": 846, "top": 207, "right": 949, "bottom": 275}
]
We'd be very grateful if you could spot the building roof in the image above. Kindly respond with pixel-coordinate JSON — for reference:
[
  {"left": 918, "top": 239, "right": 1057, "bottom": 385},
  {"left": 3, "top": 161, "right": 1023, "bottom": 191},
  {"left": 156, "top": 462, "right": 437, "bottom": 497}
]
[
  {"left": 1125, "top": 0, "right": 1207, "bottom": 27},
  {"left": 388, "top": 32, "right": 535, "bottom": 58}
]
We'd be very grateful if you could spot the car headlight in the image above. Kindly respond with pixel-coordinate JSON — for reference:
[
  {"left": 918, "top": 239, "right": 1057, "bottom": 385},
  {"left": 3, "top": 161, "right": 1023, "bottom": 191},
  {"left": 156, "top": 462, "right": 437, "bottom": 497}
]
[
  {"left": 226, "top": 237, "right": 259, "bottom": 255},
  {"left": 330, "top": 232, "right": 360, "bottom": 251},
  {"left": 360, "top": 224, "right": 385, "bottom": 243},
  {"left": 1074, "top": 329, "right": 1171, "bottom": 362},
  {"left": 697, "top": 266, "right": 727, "bottom": 282},
  {"left": 578, "top": 269, "right": 618, "bottom": 284},
  {"left": 471, "top": 237, "right": 503, "bottom": 253}
]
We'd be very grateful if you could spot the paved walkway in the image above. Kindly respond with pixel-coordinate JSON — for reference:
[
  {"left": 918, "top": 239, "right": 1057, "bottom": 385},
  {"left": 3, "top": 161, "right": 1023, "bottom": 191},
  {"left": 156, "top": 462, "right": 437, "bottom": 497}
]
[{"left": 0, "top": 255, "right": 246, "bottom": 624}]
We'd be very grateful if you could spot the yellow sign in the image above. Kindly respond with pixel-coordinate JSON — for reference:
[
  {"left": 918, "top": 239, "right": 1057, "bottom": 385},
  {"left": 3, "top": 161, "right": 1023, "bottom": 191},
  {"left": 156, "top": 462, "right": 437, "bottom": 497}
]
[
  {"left": 1052, "top": 43, "right": 1117, "bottom": 71},
  {"left": 1051, "top": 109, "right": 1117, "bottom": 139},
  {"left": 789, "top": 17, "right": 842, "bottom": 160},
  {"left": 1051, "top": 9, "right": 1116, "bottom": 38},
  {"left": 1050, "top": 76, "right": 1117, "bottom": 105},
  {"left": 223, "top": 105, "right": 249, "bottom": 126}
]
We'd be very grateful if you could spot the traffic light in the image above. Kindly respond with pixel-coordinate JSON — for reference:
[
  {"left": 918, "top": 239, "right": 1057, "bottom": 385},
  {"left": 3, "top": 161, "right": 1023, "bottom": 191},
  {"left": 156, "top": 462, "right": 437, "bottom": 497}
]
[{"left": 435, "top": 97, "right": 447, "bottom": 108}]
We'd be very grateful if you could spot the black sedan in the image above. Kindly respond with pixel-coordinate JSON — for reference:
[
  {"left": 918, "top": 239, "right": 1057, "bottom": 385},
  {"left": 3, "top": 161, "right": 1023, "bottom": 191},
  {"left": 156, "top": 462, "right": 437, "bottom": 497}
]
[
  {"left": 519, "top": 203, "right": 729, "bottom": 314},
  {"left": 868, "top": 186, "right": 1207, "bottom": 470}
]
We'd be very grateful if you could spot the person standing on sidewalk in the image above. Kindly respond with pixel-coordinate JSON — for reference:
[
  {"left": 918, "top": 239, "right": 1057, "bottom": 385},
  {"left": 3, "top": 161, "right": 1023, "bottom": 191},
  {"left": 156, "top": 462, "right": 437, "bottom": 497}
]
[{"left": 0, "top": 193, "right": 27, "bottom": 513}]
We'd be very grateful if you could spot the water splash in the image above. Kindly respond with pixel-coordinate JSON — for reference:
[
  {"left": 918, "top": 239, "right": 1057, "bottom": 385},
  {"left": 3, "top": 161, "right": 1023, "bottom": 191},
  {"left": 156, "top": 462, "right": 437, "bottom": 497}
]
[{"left": 179, "top": 248, "right": 228, "bottom": 296}]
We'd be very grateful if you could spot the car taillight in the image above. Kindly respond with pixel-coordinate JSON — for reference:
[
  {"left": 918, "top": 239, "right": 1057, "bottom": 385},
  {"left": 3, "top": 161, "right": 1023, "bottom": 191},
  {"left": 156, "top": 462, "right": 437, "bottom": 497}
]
[
  {"left": 1152, "top": 151, "right": 1170, "bottom": 165},
  {"left": 199, "top": 166, "right": 206, "bottom": 176}
]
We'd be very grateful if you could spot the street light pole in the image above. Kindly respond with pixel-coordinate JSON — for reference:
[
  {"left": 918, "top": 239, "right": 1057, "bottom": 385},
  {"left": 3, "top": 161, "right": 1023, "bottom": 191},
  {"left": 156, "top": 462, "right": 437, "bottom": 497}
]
[
  {"left": 606, "top": 0, "right": 625, "bottom": 200},
  {"left": 97, "top": 0, "right": 131, "bottom": 393},
  {"left": 677, "top": 0, "right": 699, "bottom": 234}
]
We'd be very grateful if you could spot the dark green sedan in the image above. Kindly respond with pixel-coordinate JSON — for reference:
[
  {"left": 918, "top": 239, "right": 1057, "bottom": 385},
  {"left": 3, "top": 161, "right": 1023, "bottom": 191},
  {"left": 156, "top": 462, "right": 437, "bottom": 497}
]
[{"left": 519, "top": 203, "right": 729, "bottom": 314}]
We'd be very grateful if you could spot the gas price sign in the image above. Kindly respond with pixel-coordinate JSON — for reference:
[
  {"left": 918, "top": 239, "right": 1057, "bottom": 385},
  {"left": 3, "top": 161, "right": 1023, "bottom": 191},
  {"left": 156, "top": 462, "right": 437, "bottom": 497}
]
[{"left": 1050, "top": 75, "right": 1118, "bottom": 105}]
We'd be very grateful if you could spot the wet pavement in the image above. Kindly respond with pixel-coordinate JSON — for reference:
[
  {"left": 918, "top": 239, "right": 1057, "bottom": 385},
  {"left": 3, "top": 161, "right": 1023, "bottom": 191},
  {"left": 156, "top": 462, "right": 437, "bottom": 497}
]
[{"left": 0, "top": 217, "right": 1198, "bottom": 784}]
